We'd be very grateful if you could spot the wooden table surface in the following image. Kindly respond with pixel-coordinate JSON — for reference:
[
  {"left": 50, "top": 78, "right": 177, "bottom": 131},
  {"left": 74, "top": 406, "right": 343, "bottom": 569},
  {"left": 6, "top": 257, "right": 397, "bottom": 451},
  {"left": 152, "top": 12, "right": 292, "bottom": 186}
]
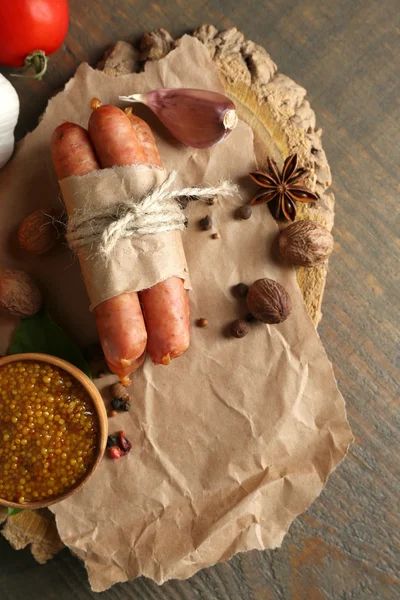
[{"left": 1, "top": 1, "right": 399, "bottom": 598}]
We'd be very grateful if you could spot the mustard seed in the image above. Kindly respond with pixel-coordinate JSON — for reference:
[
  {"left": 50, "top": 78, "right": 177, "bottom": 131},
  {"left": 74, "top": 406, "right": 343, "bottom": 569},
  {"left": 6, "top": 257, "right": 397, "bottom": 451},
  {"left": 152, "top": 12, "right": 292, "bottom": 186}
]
[{"left": 0, "top": 361, "right": 98, "bottom": 505}]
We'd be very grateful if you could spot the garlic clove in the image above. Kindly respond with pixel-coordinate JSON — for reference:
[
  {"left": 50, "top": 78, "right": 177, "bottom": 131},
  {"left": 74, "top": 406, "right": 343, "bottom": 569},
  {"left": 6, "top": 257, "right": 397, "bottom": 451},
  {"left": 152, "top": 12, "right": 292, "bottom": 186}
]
[{"left": 119, "top": 88, "right": 238, "bottom": 149}]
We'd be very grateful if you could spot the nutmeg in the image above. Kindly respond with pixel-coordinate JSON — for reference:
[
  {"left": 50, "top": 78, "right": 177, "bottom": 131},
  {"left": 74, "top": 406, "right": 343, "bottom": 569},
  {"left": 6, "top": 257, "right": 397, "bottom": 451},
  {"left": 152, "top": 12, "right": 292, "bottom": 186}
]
[
  {"left": 18, "top": 208, "right": 63, "bottom": 255},
  {"left": 247, "top": 278, "right": 291, "bottom": 324},
  {"left": 0, "top": 269, "right": 43, "bottom": 317},
  {"left": 279, "top": 220, "right": 334, "bottom": 267}
]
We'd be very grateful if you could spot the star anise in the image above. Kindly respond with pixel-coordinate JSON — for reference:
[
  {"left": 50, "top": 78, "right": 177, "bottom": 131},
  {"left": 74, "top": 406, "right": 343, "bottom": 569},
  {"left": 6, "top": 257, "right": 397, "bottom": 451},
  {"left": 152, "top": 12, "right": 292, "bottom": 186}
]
[{"left": 249, "top": 154, "right": 319, "bottom": 221}]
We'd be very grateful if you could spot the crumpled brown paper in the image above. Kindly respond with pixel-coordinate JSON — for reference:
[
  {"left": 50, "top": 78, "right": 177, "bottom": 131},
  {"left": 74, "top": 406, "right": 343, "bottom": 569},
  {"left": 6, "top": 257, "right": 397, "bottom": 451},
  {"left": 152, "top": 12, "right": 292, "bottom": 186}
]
[
  {"left": 60, "top": 165, "right": 190, "bottom": 310},
  {"left": 0, "top": 36, "right": 353, "bottom": 592}
]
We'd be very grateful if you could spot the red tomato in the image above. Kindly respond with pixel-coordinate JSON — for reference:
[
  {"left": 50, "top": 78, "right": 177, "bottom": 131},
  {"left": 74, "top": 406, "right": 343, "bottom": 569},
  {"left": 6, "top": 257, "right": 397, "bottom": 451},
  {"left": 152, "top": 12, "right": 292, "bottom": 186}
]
[{"left": 0, "top": 0, "right": 69, "bottom": 67}]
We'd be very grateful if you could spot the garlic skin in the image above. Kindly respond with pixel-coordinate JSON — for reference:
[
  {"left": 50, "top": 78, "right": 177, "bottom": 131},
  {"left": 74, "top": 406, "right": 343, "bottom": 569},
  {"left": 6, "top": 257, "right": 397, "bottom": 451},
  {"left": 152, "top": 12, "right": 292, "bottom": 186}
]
[
  {"left": 0, "top": 74, "right": 19, "bottom": 169},
  {"left": 119, "top": 88, "right": 238, "bottom": 149}
]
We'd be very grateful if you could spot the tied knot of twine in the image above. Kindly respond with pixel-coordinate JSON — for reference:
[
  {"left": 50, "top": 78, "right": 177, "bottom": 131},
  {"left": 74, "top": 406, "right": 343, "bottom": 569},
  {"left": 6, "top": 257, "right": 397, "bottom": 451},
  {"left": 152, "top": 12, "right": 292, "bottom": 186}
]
[{"left": 66, "top": 171, "right": 238, "bottom": 261}]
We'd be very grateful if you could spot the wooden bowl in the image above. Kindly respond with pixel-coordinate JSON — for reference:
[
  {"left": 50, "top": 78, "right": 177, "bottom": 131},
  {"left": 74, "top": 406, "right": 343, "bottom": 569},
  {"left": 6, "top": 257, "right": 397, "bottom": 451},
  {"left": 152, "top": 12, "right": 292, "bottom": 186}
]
[{"left": 0, "top": 353, "right": 108, "bottom": 510}]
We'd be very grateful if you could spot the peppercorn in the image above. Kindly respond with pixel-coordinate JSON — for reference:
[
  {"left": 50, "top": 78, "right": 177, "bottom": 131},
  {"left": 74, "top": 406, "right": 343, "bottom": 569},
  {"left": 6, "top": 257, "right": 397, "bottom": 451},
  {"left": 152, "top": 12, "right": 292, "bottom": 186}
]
[
  {"left": 120, "top": 401, "right": 131, "bottom": 412},
  {"left": 109, "top": 410, "right": 117, "bottom": 418},
  {"left": 106, "top": 435, "right": 118, "bottom": 448},
  {"left": 118, "top": 431, "right": 132, "bottom": 454},
  {"left": 107, "top": 431, "right": 132, "bottom": 458},
  {"left": 108, "top": 446, "right": 122, "bottom": 460},
  {"left": 111, "top": 398, "right": 122, "bottom": 411},
  {"left": 246, "top": 312, "right": 257, "bottom": 322},
  {"left": 196, "top": 317, "right": 209, "bottom": 328},
  {"left": 110, "top": 382, "right": 129, "bottom": 400},
  {"left": 230, "top": 319, "right": 249, "bottom": 338},
  {"left": 236, "top": 205, "right": 252, "bottom": 220},
  {"left": 233, "top": 283, "right": 249, "bottom": 298},
  {"left": 212, "top": 232, "right": 221, "bottom": 239},
  {"left": 199, "top": 216, "right": 212, "bottom": 230},
  {"left": 177, "top": 197, "right": 190, "bottom": 209}
]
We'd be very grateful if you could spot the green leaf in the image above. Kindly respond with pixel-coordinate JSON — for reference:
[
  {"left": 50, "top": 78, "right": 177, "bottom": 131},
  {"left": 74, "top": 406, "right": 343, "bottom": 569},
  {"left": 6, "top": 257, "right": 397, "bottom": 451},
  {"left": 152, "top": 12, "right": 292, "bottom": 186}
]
[
  {"left": 7, "top": 507, "right": 23, "bottom": 516},
  {"left": 7, "top": 308, "right": 91, "bottom": 378}
]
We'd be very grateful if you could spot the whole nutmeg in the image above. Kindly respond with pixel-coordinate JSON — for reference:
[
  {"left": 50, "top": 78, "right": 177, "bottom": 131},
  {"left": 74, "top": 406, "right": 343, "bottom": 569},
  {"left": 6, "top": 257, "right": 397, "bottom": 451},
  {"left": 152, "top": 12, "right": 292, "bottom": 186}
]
[
  {"left": 247, "top": 278, "right": 291, "bottom": 324},
  {"left": 279, "top": 220, "right": 334, "bottom": 267},
  {"left": 0, "top": 269, "right": 43, "bottom": 317},
  {"left": 18, "top": 208, "right": 63, "bottom": 255},
  {"left": 230, "top": 319, "right": 249, "bottom": 338}
]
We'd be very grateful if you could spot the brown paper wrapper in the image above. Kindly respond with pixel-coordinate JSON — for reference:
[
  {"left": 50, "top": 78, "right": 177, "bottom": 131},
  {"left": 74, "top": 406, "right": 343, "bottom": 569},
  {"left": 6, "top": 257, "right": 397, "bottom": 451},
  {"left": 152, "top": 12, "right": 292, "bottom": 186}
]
[
  {"left": 60, "top": 165, "right": 190, "bottom": 310},
  {"left": 0, "top": 37, "right": 353, "bottom": 592}
]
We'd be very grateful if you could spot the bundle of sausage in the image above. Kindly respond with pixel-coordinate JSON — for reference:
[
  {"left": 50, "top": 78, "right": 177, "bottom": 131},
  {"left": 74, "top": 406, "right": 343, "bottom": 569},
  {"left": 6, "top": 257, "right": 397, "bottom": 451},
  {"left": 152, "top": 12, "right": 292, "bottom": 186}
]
[{"left": 51, "top": 105, "right": 190, "bottom": 385}]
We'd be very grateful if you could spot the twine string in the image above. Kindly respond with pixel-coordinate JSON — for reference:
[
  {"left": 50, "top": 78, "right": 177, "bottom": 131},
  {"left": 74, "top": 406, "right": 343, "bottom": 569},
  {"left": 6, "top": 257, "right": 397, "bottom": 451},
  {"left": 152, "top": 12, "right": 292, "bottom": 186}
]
[{"left": 66, "top": 171, "right": 238, "bottom": 261}]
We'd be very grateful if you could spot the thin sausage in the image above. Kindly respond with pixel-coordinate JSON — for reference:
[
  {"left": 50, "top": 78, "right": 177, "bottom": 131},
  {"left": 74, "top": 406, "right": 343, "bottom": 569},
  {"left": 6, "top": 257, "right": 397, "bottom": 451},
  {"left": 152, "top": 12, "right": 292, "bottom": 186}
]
[
  {"left": 94, "top": 295, "right": 146, "bottom": 383},
  {"left": 51, "top": 123, "right": 100, "bottom": 178},
  {"left": 51, "top": 122, "right": 147, "bottom": 385},
  {"left": 88, "top": 104, "right": 147, "bottom": 167},
  {"left": 90, "top": 105, "right": 190, "bottom": 364},
  {"left": 140, "top": 277, "right": 190, "bottom": 364},
  {"left": 124, "top": 108, "right": 162, "bottom": 167},
  {"left": 126, "top": 112, "right": 191, "bottom": 365},
  {"left": 87, "top": 106, "right": 153, "bottom": 382}
]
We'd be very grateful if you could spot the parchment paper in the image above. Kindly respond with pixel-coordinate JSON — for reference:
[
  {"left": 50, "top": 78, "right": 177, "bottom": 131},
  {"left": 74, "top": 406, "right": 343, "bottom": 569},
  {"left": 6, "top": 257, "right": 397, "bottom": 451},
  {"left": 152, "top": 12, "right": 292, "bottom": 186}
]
[
  {"left": 0, "top": 37, "right": 353, "bottom": 591},
  {"left": 60, "top": 165, "right": 190, "bottom": 310}
]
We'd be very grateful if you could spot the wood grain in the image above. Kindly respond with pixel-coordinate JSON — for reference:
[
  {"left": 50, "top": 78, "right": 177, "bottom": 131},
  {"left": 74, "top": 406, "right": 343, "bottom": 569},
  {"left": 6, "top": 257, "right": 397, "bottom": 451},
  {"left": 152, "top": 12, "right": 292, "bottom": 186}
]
[{"left": 0, "top": 0, "right": 399, "bottom": 599}]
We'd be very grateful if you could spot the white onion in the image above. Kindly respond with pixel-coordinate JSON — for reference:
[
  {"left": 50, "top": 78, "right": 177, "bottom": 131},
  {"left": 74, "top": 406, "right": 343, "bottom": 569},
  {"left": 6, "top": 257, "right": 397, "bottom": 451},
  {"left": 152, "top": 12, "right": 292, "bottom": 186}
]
[{"left": 0, "top": 74, "right": 19, "bottom": 169}]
